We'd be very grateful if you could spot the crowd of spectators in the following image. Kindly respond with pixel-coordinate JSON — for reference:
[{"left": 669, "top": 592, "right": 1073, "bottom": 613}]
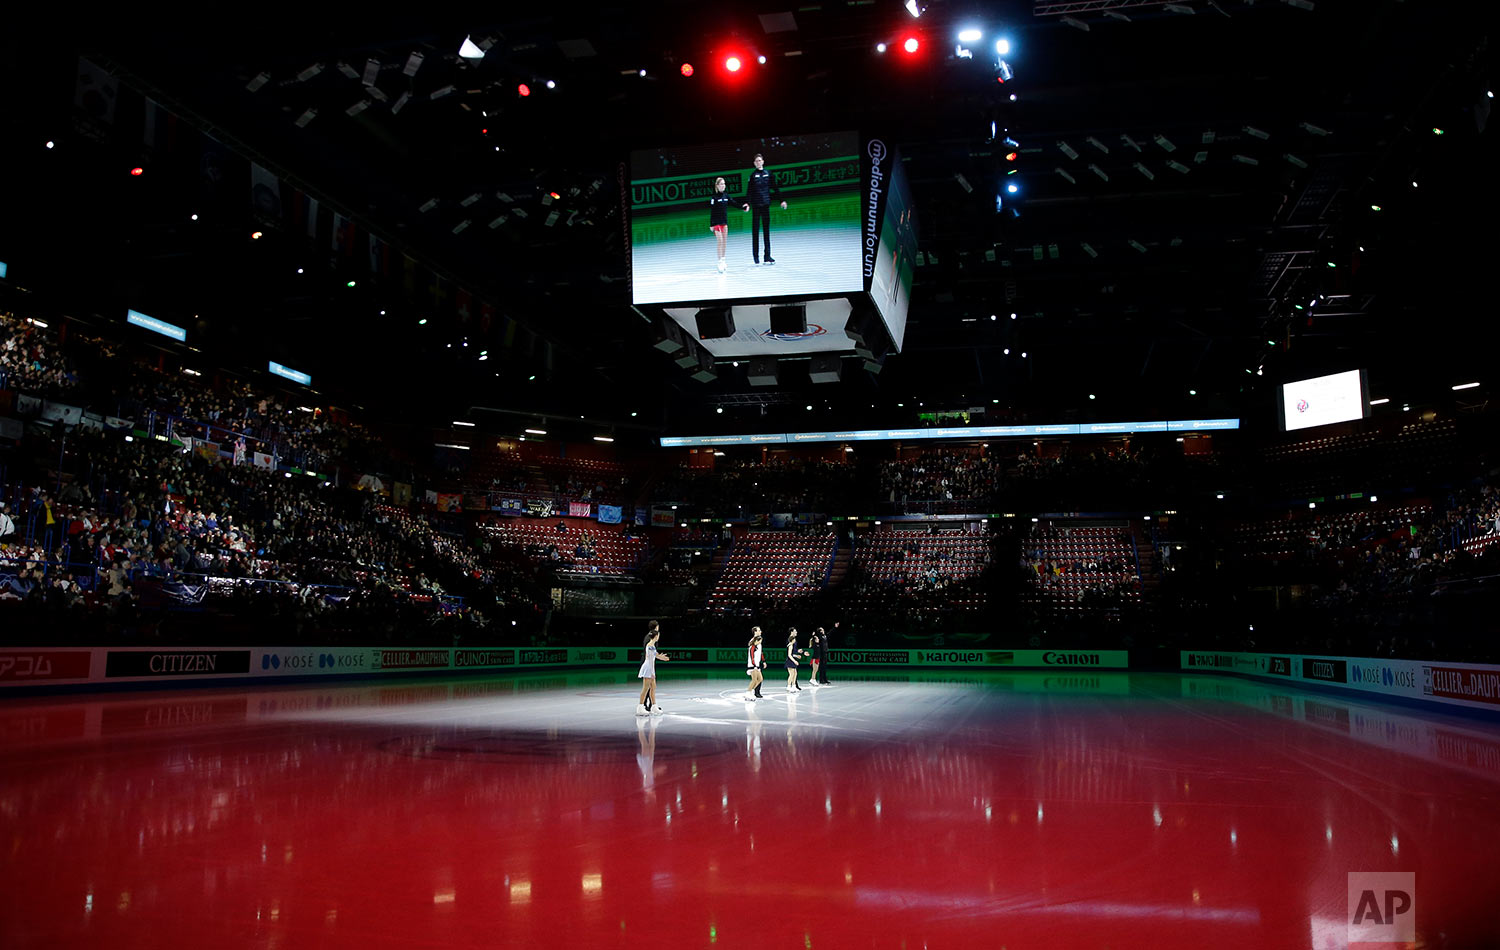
[
  {"left": 654, "top": 457, "right": 860, "bottom": 514},
  {"left": 878, "top": 451, "right": 1000, "bottom": 506},
  {"left": 0, "top": 316, "right": 555, "bottom": 644},
  {"left": 0, "top": 312, "right": 96, "bottom": 397}
]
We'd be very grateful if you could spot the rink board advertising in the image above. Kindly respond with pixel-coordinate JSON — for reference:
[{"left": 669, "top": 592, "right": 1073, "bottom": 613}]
[
  {"left": 1181, "top": 651, "right": 1500, "bottom": 713},
  {"left": 0, "top": 646, "right": 1127, "bottom": 689}
]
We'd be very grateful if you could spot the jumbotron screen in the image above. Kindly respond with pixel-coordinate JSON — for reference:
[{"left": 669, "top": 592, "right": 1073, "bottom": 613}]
[
  {"left": 629, "top": 132, "right": 865, "bottom": 305},
  {"left": 1279, "top": 369, "right": 1368, "bottom": 432}
]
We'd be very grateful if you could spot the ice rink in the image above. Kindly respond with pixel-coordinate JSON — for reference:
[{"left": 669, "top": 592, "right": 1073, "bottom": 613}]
[{"left": 3, "top": 668, "right": 1499, "bottom": 948}]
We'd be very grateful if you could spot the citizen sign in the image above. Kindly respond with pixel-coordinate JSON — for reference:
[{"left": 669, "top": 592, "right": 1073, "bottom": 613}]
[
  {"left": 863, "top": 139, "right": 887, "bottom": 278},
  {"left": 105, "top": 650, "right": 251, "bottom": 678},
  {"left": 1043, "top": 652, "right": 1102, "bottom": 666}
]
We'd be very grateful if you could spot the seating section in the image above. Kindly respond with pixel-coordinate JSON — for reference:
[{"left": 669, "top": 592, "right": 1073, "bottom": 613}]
[
  {"left": 707, "top": 531, "right": 835, "bottom": 610},
  {"left": 465, "top": 453, "right": 631, "bottom": 506},
  {"left": 1021, "top": 525, "right": 1140, "bottom": 617},
  {"left": 1262, "top": 421, "right": 1460, "bottom": 499},
  {"left": 852, "top": 528, "right": 990, "bottom": 587},
  {"left": 478, "top": 517, "right": 646, "bottom": 575},
  {"left": 1230, "top": 506, "right": 1433, "bottom": 562},
  {"left": 848, "top": 527, "right": 993, "bottom": 615}
]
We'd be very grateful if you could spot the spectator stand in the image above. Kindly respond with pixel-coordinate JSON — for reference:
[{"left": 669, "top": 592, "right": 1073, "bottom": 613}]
[
  {"left": 705, "top": 527, "right": 836, "bottom": 614},
  {"left": 1020, "top": 520, "right": 1142, "bottom": 621}
]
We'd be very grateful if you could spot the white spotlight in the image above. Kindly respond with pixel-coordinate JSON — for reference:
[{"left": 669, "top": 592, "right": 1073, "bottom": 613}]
[
  {"left": 996, "top": 38, "right": 1011, "bottom": 55},
  {"left": 904, "top": 0, "right": 922, "bottom": 17},
  {"left": 458, "top": 36, "right": 485, "bottom": 61},
  {"left": 958, "top": 28, "right": 982, "bottom": 43}
]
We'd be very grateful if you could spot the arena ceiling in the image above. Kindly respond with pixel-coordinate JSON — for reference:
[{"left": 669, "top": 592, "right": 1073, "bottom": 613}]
[{"left": 0, "top": 2, "right": 1493, "bottom": 442}]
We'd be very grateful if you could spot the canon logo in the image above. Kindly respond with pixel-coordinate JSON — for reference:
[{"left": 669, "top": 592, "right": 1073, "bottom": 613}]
[{"left": 1043, "top": 651, "right": 1100, "bottom": 666}]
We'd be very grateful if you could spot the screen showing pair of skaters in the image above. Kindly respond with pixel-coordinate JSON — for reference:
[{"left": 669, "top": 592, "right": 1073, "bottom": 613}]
[
  {"left": 707, "top": 154, "right": 788, "bottom": 273},
  {"left": 628, "top": 132, "right": 864, "bottom": 306}
]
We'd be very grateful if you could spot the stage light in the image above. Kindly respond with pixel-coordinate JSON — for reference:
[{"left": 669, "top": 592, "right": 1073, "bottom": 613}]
[
  {"left": 1370, "top": 204, "right": 1382, "bottom": 211},
  {"left": 1006, "top": 183, "right": 1018, "bottom": 193},
  {"left": 757, "top": 54, "right": 767, "bottom": 64},
  {"left": 546, "top": 80, "right": 556, "bottom": 89},
  {"left": 725, "top": 55, "right": 742, "bottom": 72},
  {"left": 518, "top": 84, "right": 531, "bottom": 97},
  {"left": 905, "top": 0, "right": 922, "bottom": 16},
  {"left": 958, "top": 27, "right": 982, "bottom": 43},
  {"left": 903, "top": 36, "right": 920, "bottom": 54},
  {"left": 190, "top": 214, "right": 198, "bottom": 221},
  {"left": 876, "top": 42, "right": 887, "bottom": 53},
  {"left": 681, "top": 63, "right": 694, "bottom": 76},
  {"left": 1009, "top": 93, "right": 1017, "bottom": 101},
  {"left": 130, "top": 167, "right": 143, "bottom": 176},
  {"left": 251, "top": 231, "right": 263, "bottom": 239},
  {"left": 45, "top": 140, "right": 54, "bottom": 149},
  {"left": 346, "top": 280, "right": 356, "bottom": 288},
  {"left": 458, "top": 35, "right": 485, "bottom": 61},
  {"left": 996, "top": 38, "right": 1011, "bottom": 55},
  {"left": 1432, "top": 127, "right": 1444, "bottom": 135},
  {"left": 418, "top": 318, "right": 427, "bottom": 325}
]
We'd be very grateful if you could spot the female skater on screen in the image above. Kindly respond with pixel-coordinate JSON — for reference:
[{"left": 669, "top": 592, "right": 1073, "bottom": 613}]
[
  {"left": 745, "top": 627, "right": 765, "bottom": 701},
  {"left": 636, "top": 620, "right": 671, "bottom": 716},
  {"left": 785, "top": 627, "right": 803, "bottom": 692},
  {"left": 709, "top": 177, "right": 733, "bottom": 274}
]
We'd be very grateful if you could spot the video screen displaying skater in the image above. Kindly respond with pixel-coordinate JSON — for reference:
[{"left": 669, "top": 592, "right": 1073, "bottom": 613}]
[{"left": 630, "top": 132, "right": 866, "bottom": 305}]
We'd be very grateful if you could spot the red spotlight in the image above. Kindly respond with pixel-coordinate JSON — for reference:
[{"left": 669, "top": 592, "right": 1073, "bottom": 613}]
[
  {"left": 517, "top": 83, "right": 531, "bottom": 97},
  {"left": 902, "top": 36, "right": 920, "bottom": 54},
  {"left": 680, "top": 62, "right": 694, "bottom": 77},
  {"left": 130, "top": 166, "right": 143, "bottom": 176},
  {"left": 1005, "top": 152, "right": 1018, "bottom": 162},
  {"left": 549, "top": 191, "right": 560, "bottom": 199},
  {"left": 725, "top": 55, "right": 742, "bottom": 73}
]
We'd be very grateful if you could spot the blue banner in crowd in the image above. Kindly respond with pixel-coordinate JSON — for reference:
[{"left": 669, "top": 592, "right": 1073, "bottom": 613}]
[{"left": 597, "top": 504, "right": 623, "bottom": 524}]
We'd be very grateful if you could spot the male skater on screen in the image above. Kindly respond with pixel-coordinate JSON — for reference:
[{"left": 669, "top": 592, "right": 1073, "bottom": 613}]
[{"left": 741, "top": 153, "right": 787, "bottom": 265}]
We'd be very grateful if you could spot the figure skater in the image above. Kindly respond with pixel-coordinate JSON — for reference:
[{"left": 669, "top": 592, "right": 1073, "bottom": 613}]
[
  {"left": 745, "top": 626, "right": 765, "bottom": 701},
  {"left": 785, "top": 627, "right": 803, "bottom": 692},
  {"left": 741, "top": 153, "right": 787, "bottom": 265},
  {"left": 636, "top": 620, "right": 671, "bottom": 716},
  {"left": 709, "top": 177, "right": 734, "bottom": 274},
  {"left": 820, "top": 622, "right": 837, "bottom": 686},
  {"left": 808, "top": 627, "right": 826, "bottom": 687}
]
